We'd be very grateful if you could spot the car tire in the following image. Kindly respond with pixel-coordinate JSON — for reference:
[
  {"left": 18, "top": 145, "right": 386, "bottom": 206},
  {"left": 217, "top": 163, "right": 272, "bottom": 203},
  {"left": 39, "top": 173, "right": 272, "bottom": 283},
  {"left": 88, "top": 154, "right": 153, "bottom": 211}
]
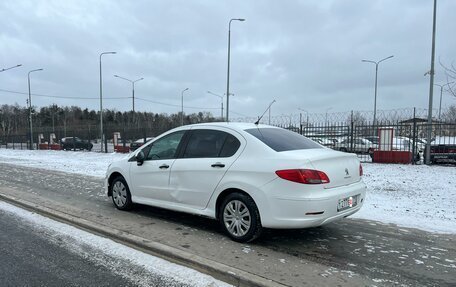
[
  {"left": 219, "top": 192, "right": 262, "bottom": 243},
  {"left": 110, "top": 176, "right": 133, "bottom": 211}
]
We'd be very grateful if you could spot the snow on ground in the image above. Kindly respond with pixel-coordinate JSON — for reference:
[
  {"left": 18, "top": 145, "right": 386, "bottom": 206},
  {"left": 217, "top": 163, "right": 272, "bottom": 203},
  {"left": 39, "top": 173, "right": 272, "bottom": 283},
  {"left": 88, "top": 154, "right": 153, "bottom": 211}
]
[
  {"left": 0, "top": 149, "right": 455, "bottom": 234},
  {"left": 0, "top": 149, "right": 125, "bottom": 177},
  {"left": 0, "top": 201, "right": 231, "bottom": 287},
  {"left": 353, "top": 163, "right": 456, "bottom": 234}
]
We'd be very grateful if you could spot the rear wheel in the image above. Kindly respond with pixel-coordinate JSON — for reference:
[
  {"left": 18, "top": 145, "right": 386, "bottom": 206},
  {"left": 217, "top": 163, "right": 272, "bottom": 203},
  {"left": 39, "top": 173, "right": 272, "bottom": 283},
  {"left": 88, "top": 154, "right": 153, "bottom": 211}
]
[
  {"left": 219, "top": 192, "right": 262, "bottom": 242},
  {"left": 110, "top": 176, "right": 133, "bottom": 210}
]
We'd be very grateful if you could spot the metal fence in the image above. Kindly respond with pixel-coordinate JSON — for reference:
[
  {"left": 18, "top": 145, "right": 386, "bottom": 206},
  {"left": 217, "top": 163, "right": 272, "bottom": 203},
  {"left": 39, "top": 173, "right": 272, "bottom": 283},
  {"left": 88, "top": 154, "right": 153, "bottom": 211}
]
[{"left": 1, "top": 108, "right": 455, "bottom": 165}]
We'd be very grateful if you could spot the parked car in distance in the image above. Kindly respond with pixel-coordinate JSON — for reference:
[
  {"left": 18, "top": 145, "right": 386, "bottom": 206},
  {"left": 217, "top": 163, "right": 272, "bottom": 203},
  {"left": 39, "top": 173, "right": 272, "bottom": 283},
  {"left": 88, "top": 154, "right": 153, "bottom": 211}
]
[
  {"left": 335, "top": 137, "right": 375, "bottom": 155},
  {"left": 105, "top": 123, "right": 366, "bottom": 242},
  {"left": 363, "top": 136, "right": 379, "bottom": 145},
  {"left": 392, "top": 137, "right": 425, "bottom": 160},
  {"left": 130, "top": 137, "right": 154, "bottom": 151},
  {"left": 429, "top": 144, "right": 456, "bottom": 164},
  {"left": 313, "top": 137, "right": 335, "bottom": 148},
  {"left": 61, "top": 137, "right": 93, "bottom": 151}
]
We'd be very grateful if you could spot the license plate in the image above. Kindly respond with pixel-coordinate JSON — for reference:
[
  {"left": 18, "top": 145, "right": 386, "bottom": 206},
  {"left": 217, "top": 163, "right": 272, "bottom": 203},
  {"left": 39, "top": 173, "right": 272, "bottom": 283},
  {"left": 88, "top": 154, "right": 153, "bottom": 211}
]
[{"left": 337, "top": 195, "right": 359, "bottom": 212}]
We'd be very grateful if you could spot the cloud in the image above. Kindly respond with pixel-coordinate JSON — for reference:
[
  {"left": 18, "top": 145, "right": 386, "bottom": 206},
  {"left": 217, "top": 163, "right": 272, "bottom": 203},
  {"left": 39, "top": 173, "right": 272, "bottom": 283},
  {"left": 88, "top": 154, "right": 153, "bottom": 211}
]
[{"left": 1, "top": 0, "right": 455, "bottom": 119}]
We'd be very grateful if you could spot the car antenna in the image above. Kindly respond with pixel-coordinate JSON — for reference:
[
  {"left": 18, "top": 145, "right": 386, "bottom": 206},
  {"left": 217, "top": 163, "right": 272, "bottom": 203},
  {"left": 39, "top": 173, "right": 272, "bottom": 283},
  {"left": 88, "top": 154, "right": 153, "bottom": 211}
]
[{"left": 254, "top": 99, "right": 276, "bottom": 125}]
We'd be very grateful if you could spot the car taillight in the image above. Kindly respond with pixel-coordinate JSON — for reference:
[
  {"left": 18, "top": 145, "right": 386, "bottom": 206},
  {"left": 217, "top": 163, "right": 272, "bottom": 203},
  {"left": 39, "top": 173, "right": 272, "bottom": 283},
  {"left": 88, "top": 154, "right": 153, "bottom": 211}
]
[
  {"left": 275, "top": 169, "right": 330, "bottom": 184},
  {"left": 359, "top": 164, "right": 363, "bottom": 176}
]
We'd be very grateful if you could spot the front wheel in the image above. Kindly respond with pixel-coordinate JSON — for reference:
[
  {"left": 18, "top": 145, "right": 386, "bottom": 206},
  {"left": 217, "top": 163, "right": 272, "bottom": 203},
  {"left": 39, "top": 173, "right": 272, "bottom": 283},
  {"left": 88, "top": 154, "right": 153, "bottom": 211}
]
[
  {"left": 110, "top": 176, "right": 133, "bottom": 210},
  {"left": 219, "top": 192, "right": 262, "bottom": 242}
]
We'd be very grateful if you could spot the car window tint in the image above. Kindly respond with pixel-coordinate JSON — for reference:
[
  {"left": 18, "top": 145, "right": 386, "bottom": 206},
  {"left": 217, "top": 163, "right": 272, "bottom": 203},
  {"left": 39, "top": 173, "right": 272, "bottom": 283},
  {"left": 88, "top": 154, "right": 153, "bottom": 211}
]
[
  {"left": 183, "top": 130, "right": 227, "bottom": 158},
  {"left": 147, "top": 131, "right": 185, "bottom": 160},
  {"left": 219, "top": 134, "right": 241, "bottom": 157},
  {"left": 245, "top": 128, "right": 322, "bottom": 152}
]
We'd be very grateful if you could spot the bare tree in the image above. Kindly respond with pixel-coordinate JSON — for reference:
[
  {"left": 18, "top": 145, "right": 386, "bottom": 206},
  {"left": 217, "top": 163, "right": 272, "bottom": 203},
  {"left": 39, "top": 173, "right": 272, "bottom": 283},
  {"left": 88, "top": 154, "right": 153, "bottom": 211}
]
[
  {"left": 442, "top": 104, "right": 456, "bottom": 123},
  {"left": 347, "top": 111, "right": 367, "bottom": 126},
  {"left": 440, "top": 60, "right": 456, "bottom": 97}
]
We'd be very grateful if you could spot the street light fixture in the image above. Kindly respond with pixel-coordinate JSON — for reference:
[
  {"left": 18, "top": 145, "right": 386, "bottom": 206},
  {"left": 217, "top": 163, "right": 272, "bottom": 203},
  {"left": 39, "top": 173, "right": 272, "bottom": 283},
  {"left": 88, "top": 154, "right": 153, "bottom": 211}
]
[
  {"left": 181, "top": 88, "right": 189, "bottom": 126},
  {"left": 226, "top": 18, "right": 245, "bottom": 122},
  {"left": 28, "top": 68, "right": 44, "bottom": 150},
  {"left": 207, "top": 91, "right": 224, "bottom": 121},
  {"left": 362, "top": 55, "right": 394, "bottom": 126},
  {"left": 0, "top": 64, "right": 22, "bottom": 73},
  {"left": 114, "top": 75, "right": 144, "bottom": 112},
  {"left": 99, "top": 51, "right": 116, "bottom": 153},
  {"left": 435, "top": 82, "right": 454, "bottom": 120}
]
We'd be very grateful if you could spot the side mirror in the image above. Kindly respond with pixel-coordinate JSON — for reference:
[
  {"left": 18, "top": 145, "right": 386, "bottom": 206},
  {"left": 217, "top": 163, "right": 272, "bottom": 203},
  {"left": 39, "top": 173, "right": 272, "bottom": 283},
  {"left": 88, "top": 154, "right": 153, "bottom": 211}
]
[{"left": 136, "top": 151, "right": 145, "bottom": 166}]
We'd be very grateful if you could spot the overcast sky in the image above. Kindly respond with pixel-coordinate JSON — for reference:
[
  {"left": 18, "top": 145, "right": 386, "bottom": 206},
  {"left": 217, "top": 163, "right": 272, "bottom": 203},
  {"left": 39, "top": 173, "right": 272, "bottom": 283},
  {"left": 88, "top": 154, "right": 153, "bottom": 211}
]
[{"left": 1, "top": 0, "right": 455, "bottom": 119}]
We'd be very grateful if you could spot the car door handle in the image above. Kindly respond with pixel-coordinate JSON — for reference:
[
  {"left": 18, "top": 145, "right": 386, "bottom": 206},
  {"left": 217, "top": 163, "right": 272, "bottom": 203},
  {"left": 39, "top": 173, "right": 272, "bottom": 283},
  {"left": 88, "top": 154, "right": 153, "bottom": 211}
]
[
  {"left": 159, "top": 164, "right": 170, "bottom": 169},
  {"left": 211, "top": 163, "right": 225, "bottom": 168}
]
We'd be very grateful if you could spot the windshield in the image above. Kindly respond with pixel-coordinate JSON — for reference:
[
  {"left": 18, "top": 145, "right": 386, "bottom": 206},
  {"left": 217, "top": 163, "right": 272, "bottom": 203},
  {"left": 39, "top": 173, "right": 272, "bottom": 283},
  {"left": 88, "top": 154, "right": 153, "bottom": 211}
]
[{"left": 245, "top": 128, "right": 322, "bottom": 152}]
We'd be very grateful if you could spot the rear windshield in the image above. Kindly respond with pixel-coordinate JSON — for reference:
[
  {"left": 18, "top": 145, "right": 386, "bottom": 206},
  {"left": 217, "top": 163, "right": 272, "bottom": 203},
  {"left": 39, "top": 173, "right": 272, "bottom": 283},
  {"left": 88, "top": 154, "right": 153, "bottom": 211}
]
[{"left": 245, "top": 128, "right": 322, "bottom": 152}]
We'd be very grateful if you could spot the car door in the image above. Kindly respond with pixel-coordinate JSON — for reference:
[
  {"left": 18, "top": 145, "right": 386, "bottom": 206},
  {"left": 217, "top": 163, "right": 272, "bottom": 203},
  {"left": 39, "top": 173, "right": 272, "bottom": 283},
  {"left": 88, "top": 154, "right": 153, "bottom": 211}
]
[
  {"left": 168, "top": 128, "right": 244, "bottom": 209},
  {"left": 129, "top": 130, "right": 186, "bottom": 202}
]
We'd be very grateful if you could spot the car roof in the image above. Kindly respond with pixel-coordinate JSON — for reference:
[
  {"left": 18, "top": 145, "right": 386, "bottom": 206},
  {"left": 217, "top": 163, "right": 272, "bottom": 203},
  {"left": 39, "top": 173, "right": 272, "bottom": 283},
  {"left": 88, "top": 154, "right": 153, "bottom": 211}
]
[{"left": 185, "top": 122, "right": 281, "bottom": 132}]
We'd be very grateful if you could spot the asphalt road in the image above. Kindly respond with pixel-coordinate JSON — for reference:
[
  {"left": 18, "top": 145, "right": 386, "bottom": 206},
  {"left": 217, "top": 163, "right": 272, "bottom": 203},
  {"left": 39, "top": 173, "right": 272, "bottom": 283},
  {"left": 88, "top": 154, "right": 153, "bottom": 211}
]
[
  {"left": 0, "top": 204, "right": 196, "bottom": 287},
  {"left": 0, "top": 162, "right": 455, "bottom": 286}
]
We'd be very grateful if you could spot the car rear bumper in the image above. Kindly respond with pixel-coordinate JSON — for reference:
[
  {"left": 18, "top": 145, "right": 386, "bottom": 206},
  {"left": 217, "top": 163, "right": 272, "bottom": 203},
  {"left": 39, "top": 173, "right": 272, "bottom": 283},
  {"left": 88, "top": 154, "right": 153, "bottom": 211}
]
[{"left": 260, "top": 181, "right": 367, "bottom": 229}]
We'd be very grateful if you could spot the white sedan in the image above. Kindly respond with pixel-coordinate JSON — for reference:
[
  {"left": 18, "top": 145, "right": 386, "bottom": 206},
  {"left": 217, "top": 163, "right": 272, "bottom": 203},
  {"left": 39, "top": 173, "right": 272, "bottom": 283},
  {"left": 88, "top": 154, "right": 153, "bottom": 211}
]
[{"left": 105, "top": 123, "right": 366, "bottom": 242}]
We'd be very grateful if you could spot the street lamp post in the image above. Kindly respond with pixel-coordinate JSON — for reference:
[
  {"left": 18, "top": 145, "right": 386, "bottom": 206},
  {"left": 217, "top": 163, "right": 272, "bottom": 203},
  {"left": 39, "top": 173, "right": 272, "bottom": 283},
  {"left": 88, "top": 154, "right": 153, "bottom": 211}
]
[
  {"left": 425, "top": 0, "right": 437, "bottom": 165},
  {"left": 99, "top": 51, "right": 116, "bottom": 153},
  {"left": 114, "top": 75, "right": 144, "bottom": 112},
  {"left": 362, "top": 55, "right": 394, "bottom": 126},
  {"left": 435, "top": 82, "right": 454, "bottom": 120},
  {"left": 0, "top": 64, "right": 22, "bottom": 73},
  {"left": 28, "top": 68, "right": 44, "bottom": 150},
  {"left": 226, "top": 18, "right": 245, "bottom": 122},
  {"left": 181, "top": 88, "right": 189, "bottom": 126},
  {"left": 207, "top": 91, "right": 224, "bottom": 121}
]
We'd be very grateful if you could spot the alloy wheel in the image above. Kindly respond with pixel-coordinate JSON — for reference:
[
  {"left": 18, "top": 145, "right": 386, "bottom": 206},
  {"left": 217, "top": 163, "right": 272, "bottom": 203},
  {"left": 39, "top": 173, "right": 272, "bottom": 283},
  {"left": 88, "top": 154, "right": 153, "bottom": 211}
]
[
  {"left": 223, "top": 200, "right": 251, "bottom": 237},
  {"left": 112, "top": 181, "right": 127, "bottom": 208}
]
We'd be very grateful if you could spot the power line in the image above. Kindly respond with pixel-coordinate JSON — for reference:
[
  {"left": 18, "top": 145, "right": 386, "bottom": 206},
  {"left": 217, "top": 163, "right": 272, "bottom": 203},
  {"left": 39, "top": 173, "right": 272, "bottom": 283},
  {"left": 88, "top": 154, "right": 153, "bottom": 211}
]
[
  {"left": 0, "top": 88, "right": 220, "bottom": 110},
  {"left": 135, "top": 97, "right": 219, "bottom": 110},
  {"left": 0, "top": 88, "right": 128, "bottom": 100}
]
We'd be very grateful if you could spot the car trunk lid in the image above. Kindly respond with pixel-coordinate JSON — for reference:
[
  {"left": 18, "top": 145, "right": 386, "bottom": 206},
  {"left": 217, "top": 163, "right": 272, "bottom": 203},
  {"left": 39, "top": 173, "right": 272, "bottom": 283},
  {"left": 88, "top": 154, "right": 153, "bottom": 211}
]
[{"left": 281, "top": 149, "right": 361, "bottom": 188}]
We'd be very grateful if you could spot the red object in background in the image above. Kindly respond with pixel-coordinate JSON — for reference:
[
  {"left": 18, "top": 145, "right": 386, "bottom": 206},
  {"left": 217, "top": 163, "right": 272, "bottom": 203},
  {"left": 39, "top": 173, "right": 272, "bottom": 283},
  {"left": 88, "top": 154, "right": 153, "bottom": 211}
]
[
  {"left": 114, "top": 145, "right": 130, "bottom": 153},
  {"left": 373, "top": 151, "right": 412, "bottom": 164},
  {"left": 49, "top": 144, "right": 61, "bottom": 150},
  {"left": 39, "top": 143, "right": 62, "bottom": 150}
]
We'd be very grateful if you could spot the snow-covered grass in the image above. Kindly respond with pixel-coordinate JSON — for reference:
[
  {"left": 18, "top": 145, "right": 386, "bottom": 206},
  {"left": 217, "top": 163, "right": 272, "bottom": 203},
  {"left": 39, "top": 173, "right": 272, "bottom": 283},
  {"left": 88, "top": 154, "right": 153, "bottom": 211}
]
[
  {"left": 0, "top": 201, "right": 231, "bottom": 287},
  {"left": 0, "top": 149, "right": 455, "bottom": 234},
  {"left": 353, "top": 163, "right": 456, "bottom": 234},
  {"left": 0, "top": 149, "right": 125, "bottom": 177}
]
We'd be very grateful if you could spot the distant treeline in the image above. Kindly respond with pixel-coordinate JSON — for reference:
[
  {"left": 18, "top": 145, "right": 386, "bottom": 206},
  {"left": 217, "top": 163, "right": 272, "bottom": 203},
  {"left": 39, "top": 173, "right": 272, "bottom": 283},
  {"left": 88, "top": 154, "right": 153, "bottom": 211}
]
[{"left": 0, "top": 104, "right": 218, "bottom": 139}]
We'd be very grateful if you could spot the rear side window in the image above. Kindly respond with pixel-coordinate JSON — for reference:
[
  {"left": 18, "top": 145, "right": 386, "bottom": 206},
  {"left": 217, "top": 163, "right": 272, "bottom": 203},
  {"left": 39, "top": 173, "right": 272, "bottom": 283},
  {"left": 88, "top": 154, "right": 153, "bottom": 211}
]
[
  {"left": 219, "top": 134, "right": 241, "bottom": 157},
  {"left": 245, "top": 128, "right": 322, "bottom": 152},
  {"left": 183, "top": 129, "right": 241, "bottom": 158}
]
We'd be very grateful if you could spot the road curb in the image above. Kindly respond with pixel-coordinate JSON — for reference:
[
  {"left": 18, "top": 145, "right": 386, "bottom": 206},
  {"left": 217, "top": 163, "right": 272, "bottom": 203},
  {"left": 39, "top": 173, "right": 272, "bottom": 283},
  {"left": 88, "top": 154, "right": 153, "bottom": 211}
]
[{"left": 0, "top": 193, "right": 286, "bottom": 287}]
